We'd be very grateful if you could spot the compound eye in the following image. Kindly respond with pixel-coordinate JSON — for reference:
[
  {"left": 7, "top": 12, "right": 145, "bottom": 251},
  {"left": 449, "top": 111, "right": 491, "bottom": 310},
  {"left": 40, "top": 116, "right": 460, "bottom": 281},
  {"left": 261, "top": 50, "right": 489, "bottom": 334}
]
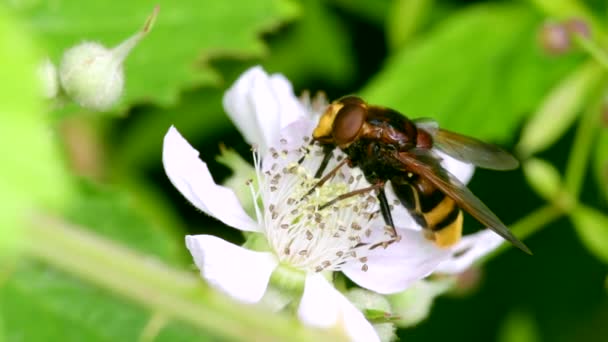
[{"left": 333, "top": 104, "right": 366, "bottom": 145}]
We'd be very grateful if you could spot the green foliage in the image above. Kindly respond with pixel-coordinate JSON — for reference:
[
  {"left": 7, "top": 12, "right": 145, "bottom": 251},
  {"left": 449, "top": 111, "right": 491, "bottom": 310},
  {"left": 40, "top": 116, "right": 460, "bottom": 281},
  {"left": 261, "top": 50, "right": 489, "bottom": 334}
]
[
  {"left": 497, "top": 311, "right": 540, "bottom": 342},
  {"left": 8, "top": 0, "right": 299, "bottom": 110},
  {"left": 264, "top": 0, "right": 355, "bottom": 88},
  {"left": 386, "top": 0, "right": 434, "bottom": 50},
  {"left": 1, "top": 261, "right": 207, "bottom": 342},
  {"left": 522, "top": 158, "right": 562, "bottom": 201},
  {"left": 0, "top": 178, "right": 193, "bottom": 340},
  {"left": 330, "top": 0, "right": 391, "bottom": 26},
  {"left": 571, "top": 205, "right": 608, "bottom": 264},
  {"left": 362, "top": 3, "right": 580, "bottom": 143},
  {"left": 518, "top": 61, "right": 604, "bottom": 156},
  {"left": 2, "top": 0, "right": 608, "bottom": 341},
  {"left": 112, "top": 88, "right": 228, "bottom": 169},
  {"left": 0, "top": 6, "right": 72, "bottom": 256},
  {"left": 64, "top": 181, "right": 186, "bottom": 262}
]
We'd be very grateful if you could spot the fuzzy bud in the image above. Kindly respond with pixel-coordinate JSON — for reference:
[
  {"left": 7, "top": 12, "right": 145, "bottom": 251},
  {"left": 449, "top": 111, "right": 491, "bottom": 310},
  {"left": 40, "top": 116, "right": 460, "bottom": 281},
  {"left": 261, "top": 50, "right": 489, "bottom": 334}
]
[
  {"left": 58, "top": 6, "right": 159, "bottom": 111},
  {"left": 538, "top": 22, "right": 571, "bottom": 55},
  {"left": 565, "top": 18, "right": 591, "bottom": 39},
  {"left": 59, "top": 42, "right": 125, "bottom": 111},
  {"left": 38, "top": 58, "right": 59, "bottom": 99}
]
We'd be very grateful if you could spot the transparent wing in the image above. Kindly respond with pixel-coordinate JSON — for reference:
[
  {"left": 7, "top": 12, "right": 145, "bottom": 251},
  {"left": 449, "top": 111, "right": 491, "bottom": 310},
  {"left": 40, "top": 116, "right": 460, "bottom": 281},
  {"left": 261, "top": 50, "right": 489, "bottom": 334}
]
[
  {"left": 414, "top": 119, "right": 519, "bottom": 170},
  {"left": 395, "top": 149, "right": 531, "bottom": 254}
]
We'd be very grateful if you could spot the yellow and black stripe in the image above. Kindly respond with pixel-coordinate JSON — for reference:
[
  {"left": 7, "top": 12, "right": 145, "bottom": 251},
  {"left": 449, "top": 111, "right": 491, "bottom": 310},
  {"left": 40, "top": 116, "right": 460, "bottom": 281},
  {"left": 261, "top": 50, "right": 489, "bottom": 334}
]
[{"left": 391, "top": 175, "right": 463, "bottom": 248}]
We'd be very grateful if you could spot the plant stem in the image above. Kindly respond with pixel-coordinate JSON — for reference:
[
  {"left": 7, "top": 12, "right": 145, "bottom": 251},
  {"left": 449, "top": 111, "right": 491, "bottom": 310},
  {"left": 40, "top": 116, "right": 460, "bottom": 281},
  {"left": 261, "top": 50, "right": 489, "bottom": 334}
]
[
  {"left": 24, "top": 214, "right": 344, "bottom": 342},
  {"left": 564, "top": 86, "right": 604, "bottom": 198},
  {"left": 574, "top": 36, "right": 608, "bottom": 71},
  {"left": 484, "top": 205, "right": 564, "bottom": 260}
]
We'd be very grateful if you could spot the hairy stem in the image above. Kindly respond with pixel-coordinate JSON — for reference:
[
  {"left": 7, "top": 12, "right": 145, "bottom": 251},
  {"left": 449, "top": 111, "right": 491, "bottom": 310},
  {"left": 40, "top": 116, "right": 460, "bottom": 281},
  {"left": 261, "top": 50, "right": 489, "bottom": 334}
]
[{"left": 24, "top": 214, "right": 344, "bottom": 342}]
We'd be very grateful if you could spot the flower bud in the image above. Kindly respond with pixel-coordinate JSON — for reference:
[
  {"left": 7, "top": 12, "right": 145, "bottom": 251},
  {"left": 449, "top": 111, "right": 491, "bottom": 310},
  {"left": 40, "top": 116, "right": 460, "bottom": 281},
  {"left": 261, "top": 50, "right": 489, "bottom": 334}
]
[
  {"left": 58, "top": 6, "right": 159, "bottom": 111},
  {"left": 565, "top": 18, "right": 591, "bottom": 39},
  {"left": 38, "top": 58, "right": 59, "bottom": 99},
  {"left": 538, "top": 22, "right": 570, "bottom": 55},
  {"left": 59, "top": 42, "right": 125, "bottom": 111}
]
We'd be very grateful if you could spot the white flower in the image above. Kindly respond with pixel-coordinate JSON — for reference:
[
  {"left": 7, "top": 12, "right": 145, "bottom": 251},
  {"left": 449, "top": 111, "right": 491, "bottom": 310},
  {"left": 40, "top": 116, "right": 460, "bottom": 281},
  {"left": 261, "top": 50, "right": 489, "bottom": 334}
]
[{"left": 163, "top": 66, "right": 507, "bottom": 341}]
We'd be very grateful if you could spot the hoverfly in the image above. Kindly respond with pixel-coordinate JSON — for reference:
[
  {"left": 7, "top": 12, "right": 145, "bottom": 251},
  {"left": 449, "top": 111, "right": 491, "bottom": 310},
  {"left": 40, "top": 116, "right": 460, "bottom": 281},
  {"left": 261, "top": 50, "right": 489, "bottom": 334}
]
[{"left": 310, "top": 95, "right": 531, "bottom": 254}]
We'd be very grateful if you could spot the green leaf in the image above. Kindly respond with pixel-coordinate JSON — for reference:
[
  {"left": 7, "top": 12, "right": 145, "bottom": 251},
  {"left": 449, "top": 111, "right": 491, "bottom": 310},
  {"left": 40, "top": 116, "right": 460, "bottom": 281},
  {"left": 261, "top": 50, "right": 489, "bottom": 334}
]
[
  {"left": 517, "top": 61, "right": 605, "bottom": 156},
  {"left": 10, "top": 0, "right": 299, "bottom": 110},
  {"left": 63, "top": 180, "right": 186, "bottom": 264},
  {"left": 386, "top": 0, "right": 434, "bottom": 50},
  {"left": 264, "top": 0, "right": 355, "bottom": 88},
  {"left": 570, "top": 205, "right": 608, "bottom": 264},
  {"left": 361, "top": 3, "right": 580, "bottom": 143},
  {"left": 1, "top": 260, "right": 212, "bottom": 342},
  {"left": 112, "top": 88, "right": 228, "bottom": 169},
  {"left": 0, "top": 178, "right": 198, "bottom": 340},
  {"left": 497, "top": 310, "right": 540, "bottom": 342},
  {"left": 522, "top": 158, "right": 563, "bottom": 201},
  {"left": 329, "top": 0, "right": 391, "bottom": 26},
  {"left": 0, "top": 8, "right": 72, "bottom": 257}
]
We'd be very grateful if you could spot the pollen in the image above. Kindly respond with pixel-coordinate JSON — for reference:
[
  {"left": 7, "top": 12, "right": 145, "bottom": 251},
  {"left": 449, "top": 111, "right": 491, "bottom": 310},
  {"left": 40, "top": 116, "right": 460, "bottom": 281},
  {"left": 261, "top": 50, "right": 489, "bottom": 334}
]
[{"left": 254, "top": 136, "right": 397, "bottom": 273}]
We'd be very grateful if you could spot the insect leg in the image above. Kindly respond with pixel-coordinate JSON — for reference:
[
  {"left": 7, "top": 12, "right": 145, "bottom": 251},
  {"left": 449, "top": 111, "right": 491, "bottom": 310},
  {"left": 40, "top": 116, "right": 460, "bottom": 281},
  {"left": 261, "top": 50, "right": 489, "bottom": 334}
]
[
  {"left": 377, "top": 187, "right": 398, "bottom": 238},
  {"left": 314, "top": 145, "right": 335, "bottom": 178},
  {"left": 318, "top": 183, "right": 383, "bottom": 210}
]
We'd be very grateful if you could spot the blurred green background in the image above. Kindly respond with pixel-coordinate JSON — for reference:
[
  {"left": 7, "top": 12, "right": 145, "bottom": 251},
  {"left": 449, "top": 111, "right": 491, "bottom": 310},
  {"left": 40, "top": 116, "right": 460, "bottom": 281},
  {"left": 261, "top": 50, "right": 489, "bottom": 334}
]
[{"left": 1, "top": 0, "right": 607, "bottom": 341}]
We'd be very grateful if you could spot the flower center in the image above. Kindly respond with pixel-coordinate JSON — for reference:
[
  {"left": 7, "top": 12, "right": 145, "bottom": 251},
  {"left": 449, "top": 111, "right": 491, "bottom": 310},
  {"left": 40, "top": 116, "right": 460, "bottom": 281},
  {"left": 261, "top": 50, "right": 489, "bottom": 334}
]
[{"left": 254, "top": 136, "right": 396, "bottom": 273}]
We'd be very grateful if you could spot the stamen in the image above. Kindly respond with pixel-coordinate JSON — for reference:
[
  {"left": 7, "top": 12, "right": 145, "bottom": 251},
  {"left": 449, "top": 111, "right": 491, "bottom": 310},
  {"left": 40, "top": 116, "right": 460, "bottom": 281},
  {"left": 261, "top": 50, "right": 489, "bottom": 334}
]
[{"left": 255, "top": 132, "right": 397, "bottom": 273}]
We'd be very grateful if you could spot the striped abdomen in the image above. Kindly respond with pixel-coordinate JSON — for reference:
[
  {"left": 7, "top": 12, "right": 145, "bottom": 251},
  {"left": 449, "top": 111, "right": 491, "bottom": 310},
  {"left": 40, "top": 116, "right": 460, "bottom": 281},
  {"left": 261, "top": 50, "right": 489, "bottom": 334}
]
[{"left": 391, "top": 174, "right": 463, "bottom": 247}]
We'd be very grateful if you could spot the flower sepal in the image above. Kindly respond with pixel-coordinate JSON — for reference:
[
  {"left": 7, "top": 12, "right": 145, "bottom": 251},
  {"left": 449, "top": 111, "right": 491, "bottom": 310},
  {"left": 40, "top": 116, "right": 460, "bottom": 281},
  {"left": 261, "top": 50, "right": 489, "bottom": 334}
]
[
  {"left": 387, "top": 278, "right": 455, "bottom": 328},
  {"left": 346, "top": 288, "right": 397, "bottom": 342},
  {"left": 269, "top": 263, "right": 311, "bottom": 296}
]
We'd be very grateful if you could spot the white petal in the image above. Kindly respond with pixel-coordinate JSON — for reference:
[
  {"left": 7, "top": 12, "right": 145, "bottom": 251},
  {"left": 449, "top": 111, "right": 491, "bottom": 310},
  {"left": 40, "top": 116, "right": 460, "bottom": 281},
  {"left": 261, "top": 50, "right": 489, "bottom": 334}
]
[
  {"left": 435, "top": 229, "right": 504, "bottom": 274},
  {"left": 298, "top": 274, "right": 379, "bottom": 342},
  {"left": 186, "top": 235, "right": 278, "bottom": 303},
  {"left": 269, "top": 73, "right": 307, "bottom": 127},
  {"left": 223, "top": 66, "right": 307, "bottom": 152},
  {"left": 223, "top": 66, "right": 266, "bottom": 147},
  {"left": 261, "top": 118, "right": 316, "bottom": 173},
  {"left": 436, "top": 150, "right": 475, "bottom": 184},
  {"left": 163, "top": 127, "right": 260, "bottom": 232},
  {"left": 343, "top": 229, "right": 451, "bottom": 294},
  {"left": 249, "top": 70, "right": 282, "bottom": 150}
]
